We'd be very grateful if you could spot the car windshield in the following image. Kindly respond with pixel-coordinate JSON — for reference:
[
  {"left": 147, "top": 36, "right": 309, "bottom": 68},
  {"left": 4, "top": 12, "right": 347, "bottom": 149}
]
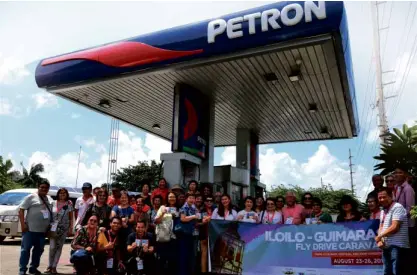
[{"left": 0, "top": 192, "right": 31, "bottom": 206}]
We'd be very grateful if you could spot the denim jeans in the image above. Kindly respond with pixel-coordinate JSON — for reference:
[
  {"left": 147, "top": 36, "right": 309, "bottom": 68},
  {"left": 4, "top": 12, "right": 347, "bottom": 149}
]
[
  {"left": 19, "top": 231, "right": 46, "bottom": 274},
  {"left": 178, "top": 233, "right": 195, "bottom": 275},
  {"left": 382, "top": 245, "right": 406, "bottom": 275}
]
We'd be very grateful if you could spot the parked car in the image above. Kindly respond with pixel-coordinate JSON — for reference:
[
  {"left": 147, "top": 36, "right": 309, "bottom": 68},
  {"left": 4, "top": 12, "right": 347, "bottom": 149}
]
[{"left": 0, "top": 187, "right": 82, "bottom": 243}]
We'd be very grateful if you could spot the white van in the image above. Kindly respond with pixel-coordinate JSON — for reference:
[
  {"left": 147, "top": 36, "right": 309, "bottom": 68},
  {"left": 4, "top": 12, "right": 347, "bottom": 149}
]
[{"left": 0, "top": 187, "right": 82, "bottom": 243}]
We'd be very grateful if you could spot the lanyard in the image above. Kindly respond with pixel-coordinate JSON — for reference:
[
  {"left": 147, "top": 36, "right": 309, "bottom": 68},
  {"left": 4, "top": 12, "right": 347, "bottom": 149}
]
[
  {"left": 56, "top": 201, "right": 66, "bottom": 213},
  {"left": 314, "top": 211, "right": 322, "bottom": 218},
  {"left": 381, "top": 203, "right": 394, "bottom": 224},
  {"left": 396, "top": 186, "right": 404, "bottom": 203},
  {"left": 371, "top": 211, "right": 380, "bottom": 220},
  {"left": 266, "top": 211, "right": 275, "bottom": 223}
]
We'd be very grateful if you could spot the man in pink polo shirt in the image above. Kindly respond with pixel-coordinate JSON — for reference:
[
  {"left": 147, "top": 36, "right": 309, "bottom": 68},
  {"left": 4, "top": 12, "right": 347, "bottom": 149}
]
[{"left": 282, "top": 191, "right": 304, "bottom": 225}]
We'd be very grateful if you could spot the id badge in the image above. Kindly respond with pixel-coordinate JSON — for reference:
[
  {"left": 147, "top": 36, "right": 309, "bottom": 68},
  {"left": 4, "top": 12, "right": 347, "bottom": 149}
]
[
  {"left": 135, "top": 239, "right": 141, "bottom": 246},
  {"left": 136, "top": 257, "right": 144, "bottom": 270},
  {"left": 50, "top": 222, "right": 58, "bottom": 232},
  {"left": 311, "top": 218, "right": 318, "bottom": 224},
  {"left": 141, "top": 239, "right": 149, "bottom": 246},
  {"left": 285, "top": 217, "right": 294, "bottom": 225},
  {"left": 196, "top": 213, "right": 201, "bottom": 219},
  {"left": 41, "top": 210, "right": 49, "bottom": 219},
  {"left": 106, "top": 258, "right": 113, "bottom": 268},
  {"left": 305, "top": 218, "right": 311, "bottom": 225}
]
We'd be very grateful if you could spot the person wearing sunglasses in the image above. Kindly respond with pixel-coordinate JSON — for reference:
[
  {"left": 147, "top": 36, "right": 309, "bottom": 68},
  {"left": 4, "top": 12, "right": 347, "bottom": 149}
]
[
  {"left": 276, "top": 196, "right": 285, "bottom": 213},
  {"left": 307, "top": 198, "right": 333, "bottom": 224},
  {"left": 302, "top": 192, "right": 314, "bottom": 218},
  {"left": 237, "top": 196, "right": 259, "bottom": 223},
  {"left": 385, "top": 174, "right": 396, "bottom": 197},
  {"left": 71, "top": 214, "right": 100, "bottom": 275},
  {"left": 82, "top": 188, "right": 112, "bottom": 230},
  {"left": 260, "top": 198, "right": 282, "bottom": 224}
]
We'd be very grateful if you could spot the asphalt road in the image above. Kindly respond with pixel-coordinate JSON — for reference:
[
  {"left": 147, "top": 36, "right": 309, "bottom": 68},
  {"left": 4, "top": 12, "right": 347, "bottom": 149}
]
[{"left": 0, "top": 237, "right": 74, "bottom": 275}]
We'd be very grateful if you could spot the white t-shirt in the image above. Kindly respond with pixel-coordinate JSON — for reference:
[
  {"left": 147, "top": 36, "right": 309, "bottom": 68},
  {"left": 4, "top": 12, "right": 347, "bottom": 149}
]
[
  {"left": 261, "top": 211, "right": 282, "bottom": 224},
  {"left": 74, "top": 196, "right": 95, "bottom": 228},
  {"left": 211, "top": 208, "right": 237, "bottom": 221},
  {"left": 237, "top": 210, "right": 258, "bottom": 223}
]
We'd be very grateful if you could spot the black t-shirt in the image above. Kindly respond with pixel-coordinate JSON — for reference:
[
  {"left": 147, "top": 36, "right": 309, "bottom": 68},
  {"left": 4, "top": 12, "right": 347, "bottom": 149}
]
[
  {"left": 127, "top": 232, "right": 155, "bottom": 247},
  {"left": 82, "top": 204, "right": 112, "bottom": 229}
]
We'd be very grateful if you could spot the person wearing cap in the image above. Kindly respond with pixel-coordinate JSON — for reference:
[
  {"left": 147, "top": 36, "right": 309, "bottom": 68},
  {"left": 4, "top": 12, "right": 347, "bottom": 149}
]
[
  {"left": 282, "top": 191, "right": 304, "bottom": 225},
  {"left": 74, "top": 182, "right": 95, "bottom": 231},
  {"left": 107, "top": 183, "right": 122, "bottom": 208},
  {"left": 171, "top": 184, "right": 184, "bottom": 196}
]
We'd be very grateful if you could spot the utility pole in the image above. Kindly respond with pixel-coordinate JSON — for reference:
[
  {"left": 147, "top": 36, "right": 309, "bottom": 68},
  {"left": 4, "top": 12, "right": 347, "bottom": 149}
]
[
  {"left": 349, "top": 149, "right": 355, "bottom": 196},
  {"left": 371, "top": 1, "right": 389, "bottom": 145},
  {"left": 321, "top": 177, "right": 324, "bottom": 188},
  {"left": 75, "top": 146, "right": 82, "bottom": 188}
]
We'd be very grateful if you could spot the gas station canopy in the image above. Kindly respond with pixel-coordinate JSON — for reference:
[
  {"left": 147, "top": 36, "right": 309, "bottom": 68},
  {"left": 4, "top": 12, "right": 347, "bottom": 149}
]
[{"left": 35, "top": 1, "right": 358, "bottom": 147}]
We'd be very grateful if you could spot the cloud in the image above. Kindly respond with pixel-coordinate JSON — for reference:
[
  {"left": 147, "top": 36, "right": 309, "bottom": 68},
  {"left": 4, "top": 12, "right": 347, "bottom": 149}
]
[
  {"left": 220, "top": 147, "right": 236, "bottom": 166},
  {"left": 32, "top": 92, "right": 59, "bottom": 109},
  {"left": 0, "top": 52, "right": 30, "bottom": 85},
  {"left": 20, "top": 131, "right": 172, "bottom": 187},
  {"left": 71, "top": 113, "right": 81, "bottom": 119},
  {"left": 0, "top": 98, "right": 13, "bottom": 116},
  {"left": 219, "top": 144, "right": 370, "bottom": 199},
  {"left": 366, "top": 127, "right": 379, "bottom": 144}
]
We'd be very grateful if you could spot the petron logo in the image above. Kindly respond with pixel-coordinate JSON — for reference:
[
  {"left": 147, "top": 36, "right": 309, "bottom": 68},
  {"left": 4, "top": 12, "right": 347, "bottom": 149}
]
[{"left": 208, "top": 1, "right": 327, "bottom": 43}]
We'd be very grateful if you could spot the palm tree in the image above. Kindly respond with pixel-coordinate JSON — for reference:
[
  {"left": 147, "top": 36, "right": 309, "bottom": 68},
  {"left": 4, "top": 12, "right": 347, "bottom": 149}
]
[
  {"left": 19, "top": 162, "right": 49, "bottom": 188},
  {"left": 0, "top": 156, "right": 21, "bottom": 193},
  {"left": 374, "top": 124, "right": 417, "bottom": 175}
]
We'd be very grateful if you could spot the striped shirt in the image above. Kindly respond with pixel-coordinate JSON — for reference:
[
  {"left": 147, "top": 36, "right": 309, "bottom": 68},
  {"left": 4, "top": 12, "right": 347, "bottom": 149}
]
[{"left": 380, "top": 202, "right": 409, "bottom": 248}]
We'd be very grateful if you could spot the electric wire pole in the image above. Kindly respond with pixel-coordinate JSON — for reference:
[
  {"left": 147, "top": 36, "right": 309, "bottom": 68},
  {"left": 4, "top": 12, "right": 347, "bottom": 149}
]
[
  {"left": 371, "top": 1, "right": 389, "bottom": 145},
  {"left": 349, "top": 149, "right": 355, "bottom": 196}
]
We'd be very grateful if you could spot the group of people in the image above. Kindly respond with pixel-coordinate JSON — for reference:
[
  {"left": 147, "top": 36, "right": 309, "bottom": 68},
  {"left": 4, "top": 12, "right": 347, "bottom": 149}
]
[{"left": 17, "top": 166, "right": 416, "bottom": 275}]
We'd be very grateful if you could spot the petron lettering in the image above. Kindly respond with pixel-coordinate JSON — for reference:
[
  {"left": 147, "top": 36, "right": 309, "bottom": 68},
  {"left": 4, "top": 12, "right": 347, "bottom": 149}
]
[{"left": 207, "top": 1, "right": 326, "bottom": 43}]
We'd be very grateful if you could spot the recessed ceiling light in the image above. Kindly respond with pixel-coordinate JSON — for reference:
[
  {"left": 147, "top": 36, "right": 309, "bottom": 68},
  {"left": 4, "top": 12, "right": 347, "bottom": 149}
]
[
  {"left": 263, "top": 72, "right": 278, "bottom": 82},
  {"left": 309, "top": 103, "right": 318, "bottom": 113},
  {"left": 289, "top": 61, "right": 302, "bottom": 82},
  {"left": 115, "top": 97, "right": 129, "bottom": 103},
  {"left": 152, "top": 124, "right": 161, "bottom": 130},
  {"left": 99, "top": 99, "right": 111, "bottom": 108}
]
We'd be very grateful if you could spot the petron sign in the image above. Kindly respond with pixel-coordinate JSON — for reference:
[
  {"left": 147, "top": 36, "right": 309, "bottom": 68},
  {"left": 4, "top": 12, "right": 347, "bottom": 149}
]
[
  {"left": 208, "top": 1, "right": 327, "bottom": 43},
  {"left": 172, "top": 84, "right": 210, "bottom": 159},
  {"left": 35, "top": 1, "right": 347, "bottom": 89}
]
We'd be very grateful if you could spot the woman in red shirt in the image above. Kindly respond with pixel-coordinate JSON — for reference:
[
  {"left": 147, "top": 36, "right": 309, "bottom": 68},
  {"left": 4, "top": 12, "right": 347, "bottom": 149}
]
[{"left": 151, "top": 178, "right": 169, "bottom": 205}]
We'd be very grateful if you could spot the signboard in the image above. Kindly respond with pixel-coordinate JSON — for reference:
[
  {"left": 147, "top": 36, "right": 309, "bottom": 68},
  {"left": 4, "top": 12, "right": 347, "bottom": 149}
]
[
  {"left": 209, "top": 220, "right": 383, "bottom": 275},
  {"left": 172, "top": 84, "right": 210, "bottom": 159}
]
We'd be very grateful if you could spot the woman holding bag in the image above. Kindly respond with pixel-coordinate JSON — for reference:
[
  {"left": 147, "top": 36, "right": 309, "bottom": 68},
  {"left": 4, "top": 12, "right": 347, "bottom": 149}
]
[
  {"left": 45, "top": 188, "right": 74, "bottom": 274},
  {"left": 154, "top": 192, "right": 179, "bottom": 275}
]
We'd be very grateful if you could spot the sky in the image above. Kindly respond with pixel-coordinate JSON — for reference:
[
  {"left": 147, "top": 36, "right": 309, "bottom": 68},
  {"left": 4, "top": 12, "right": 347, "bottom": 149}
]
[{"left": 0, "top": 1, "right": 416, "bottom": 201}]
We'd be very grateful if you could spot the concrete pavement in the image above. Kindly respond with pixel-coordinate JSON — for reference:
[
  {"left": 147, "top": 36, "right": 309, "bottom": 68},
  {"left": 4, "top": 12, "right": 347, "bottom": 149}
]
[{"left": 0, "top": 237, "right": 73, "bottom": 275}]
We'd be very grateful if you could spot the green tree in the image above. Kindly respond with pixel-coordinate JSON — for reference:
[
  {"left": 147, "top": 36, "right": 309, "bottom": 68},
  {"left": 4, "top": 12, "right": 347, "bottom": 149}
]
[
  {"left": 374, "top": 124, "right": 417, "bottom": 175},
  {"left": 269, "top": 184, "right": 357, "bottom": 214},
  {"left": 19, "top": 162, "right": 49, "bottom": 188},
  {"left": 0, "top": 156, "right": 21, "bottom": 193},
  {"left": 112, "top": 160, "right": 162, "bottom": 191}
]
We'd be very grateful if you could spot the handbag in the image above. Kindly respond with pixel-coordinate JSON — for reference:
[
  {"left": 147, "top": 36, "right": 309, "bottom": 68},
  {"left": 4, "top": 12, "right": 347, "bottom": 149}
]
[{"left": 156, "top": 218, "right": 174, "bottom": 242}]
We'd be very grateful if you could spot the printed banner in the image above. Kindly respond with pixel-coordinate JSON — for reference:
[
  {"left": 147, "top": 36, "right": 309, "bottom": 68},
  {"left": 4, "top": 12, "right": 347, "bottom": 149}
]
[{"left": 208, "top": 220, "right": 383, "bottom": 275}]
